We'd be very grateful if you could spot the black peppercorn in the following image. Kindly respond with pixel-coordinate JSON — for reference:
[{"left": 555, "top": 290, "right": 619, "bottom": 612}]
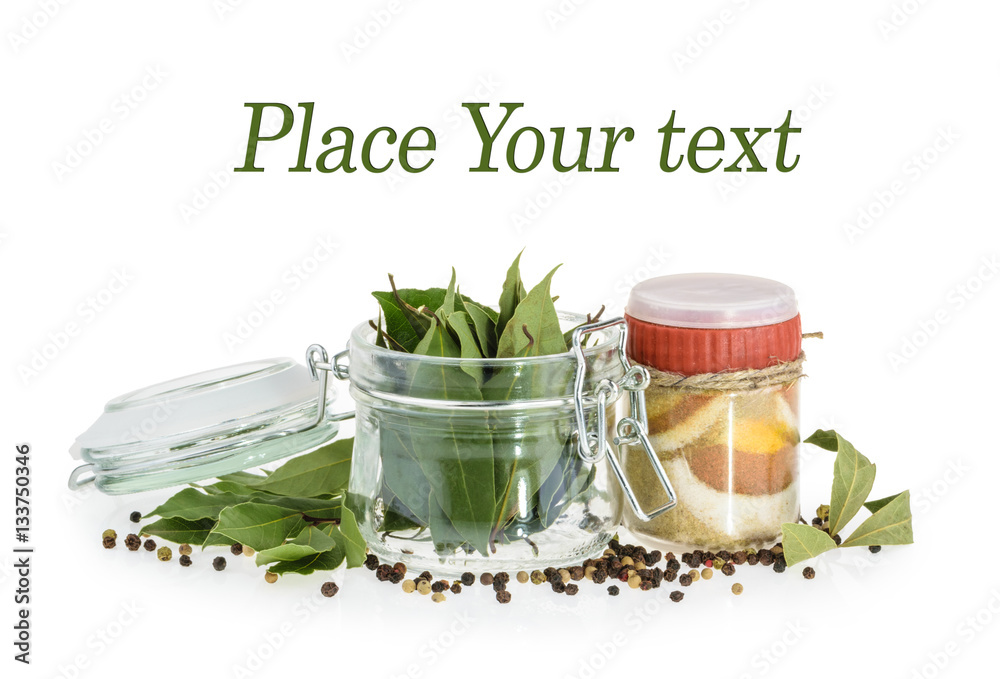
[
  {"left": 102, "top": 536, "right": 116, "bottom": 549},
  {"left": 551, "top": 580, "right": 566, "bottom": 594},
  {"left": 802, "top": 567, "right": 816, "bottom": 579},
  {"left": 546, "top": 571, "right": 560, "bottom": 585},
  {"left": 418, "top": 570, "right": 433, "bottom": 582},
  {"left": 669, "top": 591, "right": 684, "bottom": 602},
  {"left": 320, "top": 581, "right": 339, "bottom": 598},
  {"left": 772, "top": 560, "right": 786, "bottom": 574},
  {"left": 732, "top": 551, "right": 748, "bottom": 565},
  {"left": 461, "top": 572, "right": 475, "bottom": 586},
  {"left": 639, "top": 581, "right": 653, "bottom": 591},
  {"left": 869, "top": 545, "right": 882, "bottom": 554},
  {"left": 129, "top": 511, "right": 141, "bottom": 523},
  {"left": 496, "top": 590, "right": 511, "bottom": 604},
  {"left": 212, "top": 556, "right": 227, "bottom": 571},
  {"left": 569, "top": 566, "right": 585, "bottom": 581},
  {"left": 376, "top": 564, "right": 393, "bottom": 581},
  {"left": 747, "top": 553, "right": 759, "bottom": 566},
  {"left": 664, "top": 569, "right": 678, "bottom": 583},
  {"left": 758, "top": 550, "right": 774, "bottom": 566},
  {"left": 124, "top": 534, "right": 141, "bottom": 551},
  {"left": 565, "top": 583, "right": 579, "bottom": 595},
  {"left": 833, "top": 534, "right": 842, "bottom": 546},
  {"left": 480, "top": 573, "right": 494, "bottom": 586},
  {"left": 812, "top": 516, "right": 823, "bottom": 527},
  {"left": 450, "top": 583, "right": 462, "bottom": 594},
  {"left": 666, "top": 558, "right": 680, "bottom": 571},
  {"left": 389, "top": 571, "right": 404, "bottom": 584},
  {"left": 431, "top": 580, "right": 447, "bottom": 593},
  {"left": 179, "top": 555, "right": 192, "bottom": 567},
  {"left": 592, "top": 570, "right": 608, "bottom": 585},
  {"left": 492, "top": 579, "right": 506, "bottom": 592},
  {"left": 679, "top": 573, "right": 693, "bottom": 587},
  {"left": 607, "top": 585, "right": 620, "bottom": 596},
  {"left": 231, "top": 543, "right": 244, "bottom": 556},
  {"left": 722, "top": 563, "right": 736, "bottom": 576},
  {"left": 364, "top": 554, "right": 379, "bottom": 571},
  {"left": 143, "top": 539, "right": 156, "bottom": 552},
  {"left": 494, "top": 572, "right": 510, "bottom": 585},
  {"left": 608, "top": 538, "right": 620, "bottom": 552}
]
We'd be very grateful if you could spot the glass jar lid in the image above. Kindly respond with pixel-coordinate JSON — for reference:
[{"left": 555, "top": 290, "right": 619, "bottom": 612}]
[{"left": 68, "top": 351, "right": 342, "bottom": 495}]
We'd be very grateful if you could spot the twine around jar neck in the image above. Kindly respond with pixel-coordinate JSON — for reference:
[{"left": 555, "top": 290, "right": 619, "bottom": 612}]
[{"left": 646, "top": 332, "right": 822, "bottom": 392}]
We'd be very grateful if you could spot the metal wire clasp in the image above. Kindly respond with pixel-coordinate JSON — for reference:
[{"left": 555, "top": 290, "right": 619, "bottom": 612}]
[{"left": 570, "top": 318, "right": 676, "bottom": 522}]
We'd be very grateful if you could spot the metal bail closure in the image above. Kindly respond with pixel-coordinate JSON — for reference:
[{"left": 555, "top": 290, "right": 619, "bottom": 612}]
[{"left": 570, "top": 318, "right": 677, "bottom": 522}]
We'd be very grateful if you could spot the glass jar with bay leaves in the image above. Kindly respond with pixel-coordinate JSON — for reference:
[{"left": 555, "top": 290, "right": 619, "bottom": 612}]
[{"left": 343, "top": 314, "right": 635, "bottom": 574}]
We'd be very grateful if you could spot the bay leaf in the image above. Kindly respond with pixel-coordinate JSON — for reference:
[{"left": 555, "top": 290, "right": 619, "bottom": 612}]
[
  {"left": 247, "top": 438, "right": 352, "bottom": 498},
  {"left": 806, "top": 429, "right": 877, "bottom": 537},
  {"left": 267, "top": 548, "right": 346, "bottom": 576},
  {"left": 863, "top": 492, "right": 904, "bottom": 514},
  {"left": 496, "top": 265, "right": 567, "bottom": 358},
  {"left": 841, "top": 490, "right": 913, "bottom": 548},
  {"left": 465, "top": 300, "right": 498, "bottom": 357},
  {"left": 332, "top": 506, "right": 367, "bottom": 567},
  {"left": 139, "top": 516, "right": 217, "bottom": 545},
  {"left": 143, "top": 488, "right": 247, "bottom": 522},
  {"left": 209, "top": 503, "right": 308, "bottom": 551},
  {"left": 254, "top": 524, "right": 340, "bottom": 566},
  {"left": 446, "top": 311, "right": 485, "bottom": 384},
  {"left": 497, "top": 250, "right": 527, "bottom": 339},
  {"left": 780, "top": 522, "right": 839, "bottom": 566}
]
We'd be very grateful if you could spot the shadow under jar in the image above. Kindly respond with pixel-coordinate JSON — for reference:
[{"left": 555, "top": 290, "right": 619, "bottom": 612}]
[{"left": 344, "top": 314, "right": 629, "bottom": 574}]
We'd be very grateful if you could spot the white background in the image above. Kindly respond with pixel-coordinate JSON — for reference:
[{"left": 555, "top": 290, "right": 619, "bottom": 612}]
[{"left": 3, "top": 1, "right": 999, "bottom": 678}]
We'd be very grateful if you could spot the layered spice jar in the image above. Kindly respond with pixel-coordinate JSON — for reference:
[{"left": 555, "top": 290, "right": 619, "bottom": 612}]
[{"left": 622, "top": 274, "right": 803, "bottom": 550}]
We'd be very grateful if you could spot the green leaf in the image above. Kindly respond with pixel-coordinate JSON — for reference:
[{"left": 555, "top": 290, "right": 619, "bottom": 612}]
[
  {"left": 143, "top": 488, "right": 247, "bottom": 522},
  {"left": 446, "top": 311, "right": 485, "bottom": 384},
  {"left": 331, "top": 506, "right": 367, "bottom": 568},
  {"left": 267, "top": 548, "right": 346, "bottom": 576},
  {"left": 496, "top": 265, "right": 567, "bottom": 358},
  {"left": 781, "top": 523, "right": 839, "bottom": 566},
  {"left": 841, "top": 490, "right": 913, "bottom": 548},
  {"left": 248, "top": 439, "right": 352, "bottom": 498},
  {"left": 497, "top": 250, "right": 527, "bottom": 339},
  {"left": 863, "top": 492, "right": 903, "bottom": 514},
  {"left": 139, "top": 517, "right": 217, "bottom": 545},
  {"left": 209, "top": 503, "right": 308, "bottom": 551},
  {"left": 255, "top": 525, "right": 340, "bottom": 566},
  {"left": 806, "top": 429, "right": 877, "bottom": 537},
  {"left": 465, "top": 301, "right": 498, "bottom": 357}
]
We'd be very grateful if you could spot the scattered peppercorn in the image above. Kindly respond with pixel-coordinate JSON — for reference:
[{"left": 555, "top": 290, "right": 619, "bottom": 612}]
[
  {"left": 102, "top": 529, "right": 117, "bottom": 540},
  {"left": 418, "top": 571, "right": 433, "bottom": 582},
  {"left": 129, "top": 511, "right": 141, "bottom": 523},
  {"left": 516, "top": 571, "right": 529, "bottom": 584},
  {"left": 812, "top": 517, "right": 823, "bottom": 527},
  {"left": 565, "top": 583, "right": 579, "bottom": 595},
  {"left": 732, "top": 551, "right": 748, "bottom": 565},
  {"left": 364, "top": 554, "right": 379, "bottom": 570},
  {"left": 607, "top": 585, "right": 620, "bottom": 596},
  {"left": 592, "top": 570, "right": 608, "bottom": 585},
  {"left": 816, "top": 504, "right": 830, "bottom": 521},
  {"left": 450, "top": 583, "right": 462, "bottom": 594},
  {"left": 803, "top": 567, "right": 816, "bottom": 579},
  {"left": 179, "top": 543, "right": 192, "bottom": 556},
  {"left": 389, "top": 571, "right": 404, "bottom": 585},
  {"left": 143, "top": 539, "right": 156, "bottom": 552},
  {"left": 722, "top": 563, "right": 736, "bottom": 577},
  {"left": 496, "top": 590, "right": 512, "bottom": 604},
  {"left": 461, "top": 572, "right": 475, "bottom": 586},
  {"left": 869, "top": 545, "right": 882, "bottom": 554},
  {"left": 773, "top": 560, "right": 786, "bottom": 574},
  {"left": 480, "top": 573, "right": 494, "bottom": 586},
  {"left": 243, "top": 547, "right": 255, "bottom": 558},
  {"left": 230, "top": 543, "right": 244, "bottom": 556},
  {"left": 664, "top": 569, "right": 678, "bottom": 583},
  {"left": 179, "top": 555, "right": 192, "bottom": 567},
  {"left": 701, "top": 568, "right": 713, "bottom": 580},
  {"left": 669, "top": 591, "right": 684, "bottom": 603},
  {"left": 647, "top": 550, "right": 662, "bottom": 566},
  {"left": 551, "top": 580, "right": 566, "bottom": 594},
  {"left": 569, "top": 566, "right": 585, "bottom": 581},
  {"left": 393, "top": 562, "right": 407, "bottom": 576},
  {"left": 758, "top": 550, "right": 774, "bottom": 566},
  {"left": 430, "top": 580, "right": 446, "bottom": 593},
  {"left": 628, "top": 575, "right": 642, "bottom": 589},
  {"left": 417, "top": 581, "right": 432, "bottom": 595},
  {"left": 688, "top": 569, "right": 700, "bottom": 582},
  {"left": 493, "top": 579, "right": 506, "bottom": 593},
  {"left": 376, "top": 564, "right": 393, "bottom": 582},
  {"left": 530, "top": 570, "right": 546, "bottom": 585},
  {"left": 559, "top": 569, "right": 571, "bottom": 584},
  {"left": 432, "top": 592, "right": 447, "bottom": 603},
  {"left": 265, "top": 572, "right": 278, "bottom": 584},
  {"left": 124, "top": 534, "right": 141, "bottom": 551},
  {"left": 746, "top": 553, "right": 759, "bottom": 566},
  {"left": 320, "top": 581, "right": 339, "bottom": 598},
  {"left": 833, "top": 534, "right": 842, "bottom": 545},
  {"left": 401, "top": 579, "right": 416, "bottom": 593},
  {"left": 731, "top": 583, "right": 744, "bottom": 595},
  {"left": 494, "top": 572, "right": 510, "bottom": 585},
  {"left": 102, "top": 536, "right": 116, "bottom": 549},
  {"left": 679, "top": 573, "right": 693, "bottom": 587},
  {"left": 213, "top": 556, "right": 227, "bottom": 571},
  {"left": 157, "top": 546, "right": 172, "bottom": 562}
]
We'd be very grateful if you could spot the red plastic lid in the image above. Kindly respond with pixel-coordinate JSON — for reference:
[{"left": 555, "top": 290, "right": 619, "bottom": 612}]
[{"left": 625, "top": 273, "right": 801, "bottom": 375}]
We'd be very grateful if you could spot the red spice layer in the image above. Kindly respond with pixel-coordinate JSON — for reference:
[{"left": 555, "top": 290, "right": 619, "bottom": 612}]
[{"left": 686, "top": 443, "right": 798, "bottom": 496}]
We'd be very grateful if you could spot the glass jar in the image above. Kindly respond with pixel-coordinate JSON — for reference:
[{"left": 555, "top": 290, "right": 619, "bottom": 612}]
[
  {"left": 343, "top": 313, "right": 664, "bottom": 573},
  {"left": 622, "top": 274, "right": 802, "bottom": 550}
]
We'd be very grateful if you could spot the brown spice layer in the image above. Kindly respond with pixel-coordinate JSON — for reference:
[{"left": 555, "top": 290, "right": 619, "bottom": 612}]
[{"left": 686, "top": 443, "right": 799, "bottom": 495}]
